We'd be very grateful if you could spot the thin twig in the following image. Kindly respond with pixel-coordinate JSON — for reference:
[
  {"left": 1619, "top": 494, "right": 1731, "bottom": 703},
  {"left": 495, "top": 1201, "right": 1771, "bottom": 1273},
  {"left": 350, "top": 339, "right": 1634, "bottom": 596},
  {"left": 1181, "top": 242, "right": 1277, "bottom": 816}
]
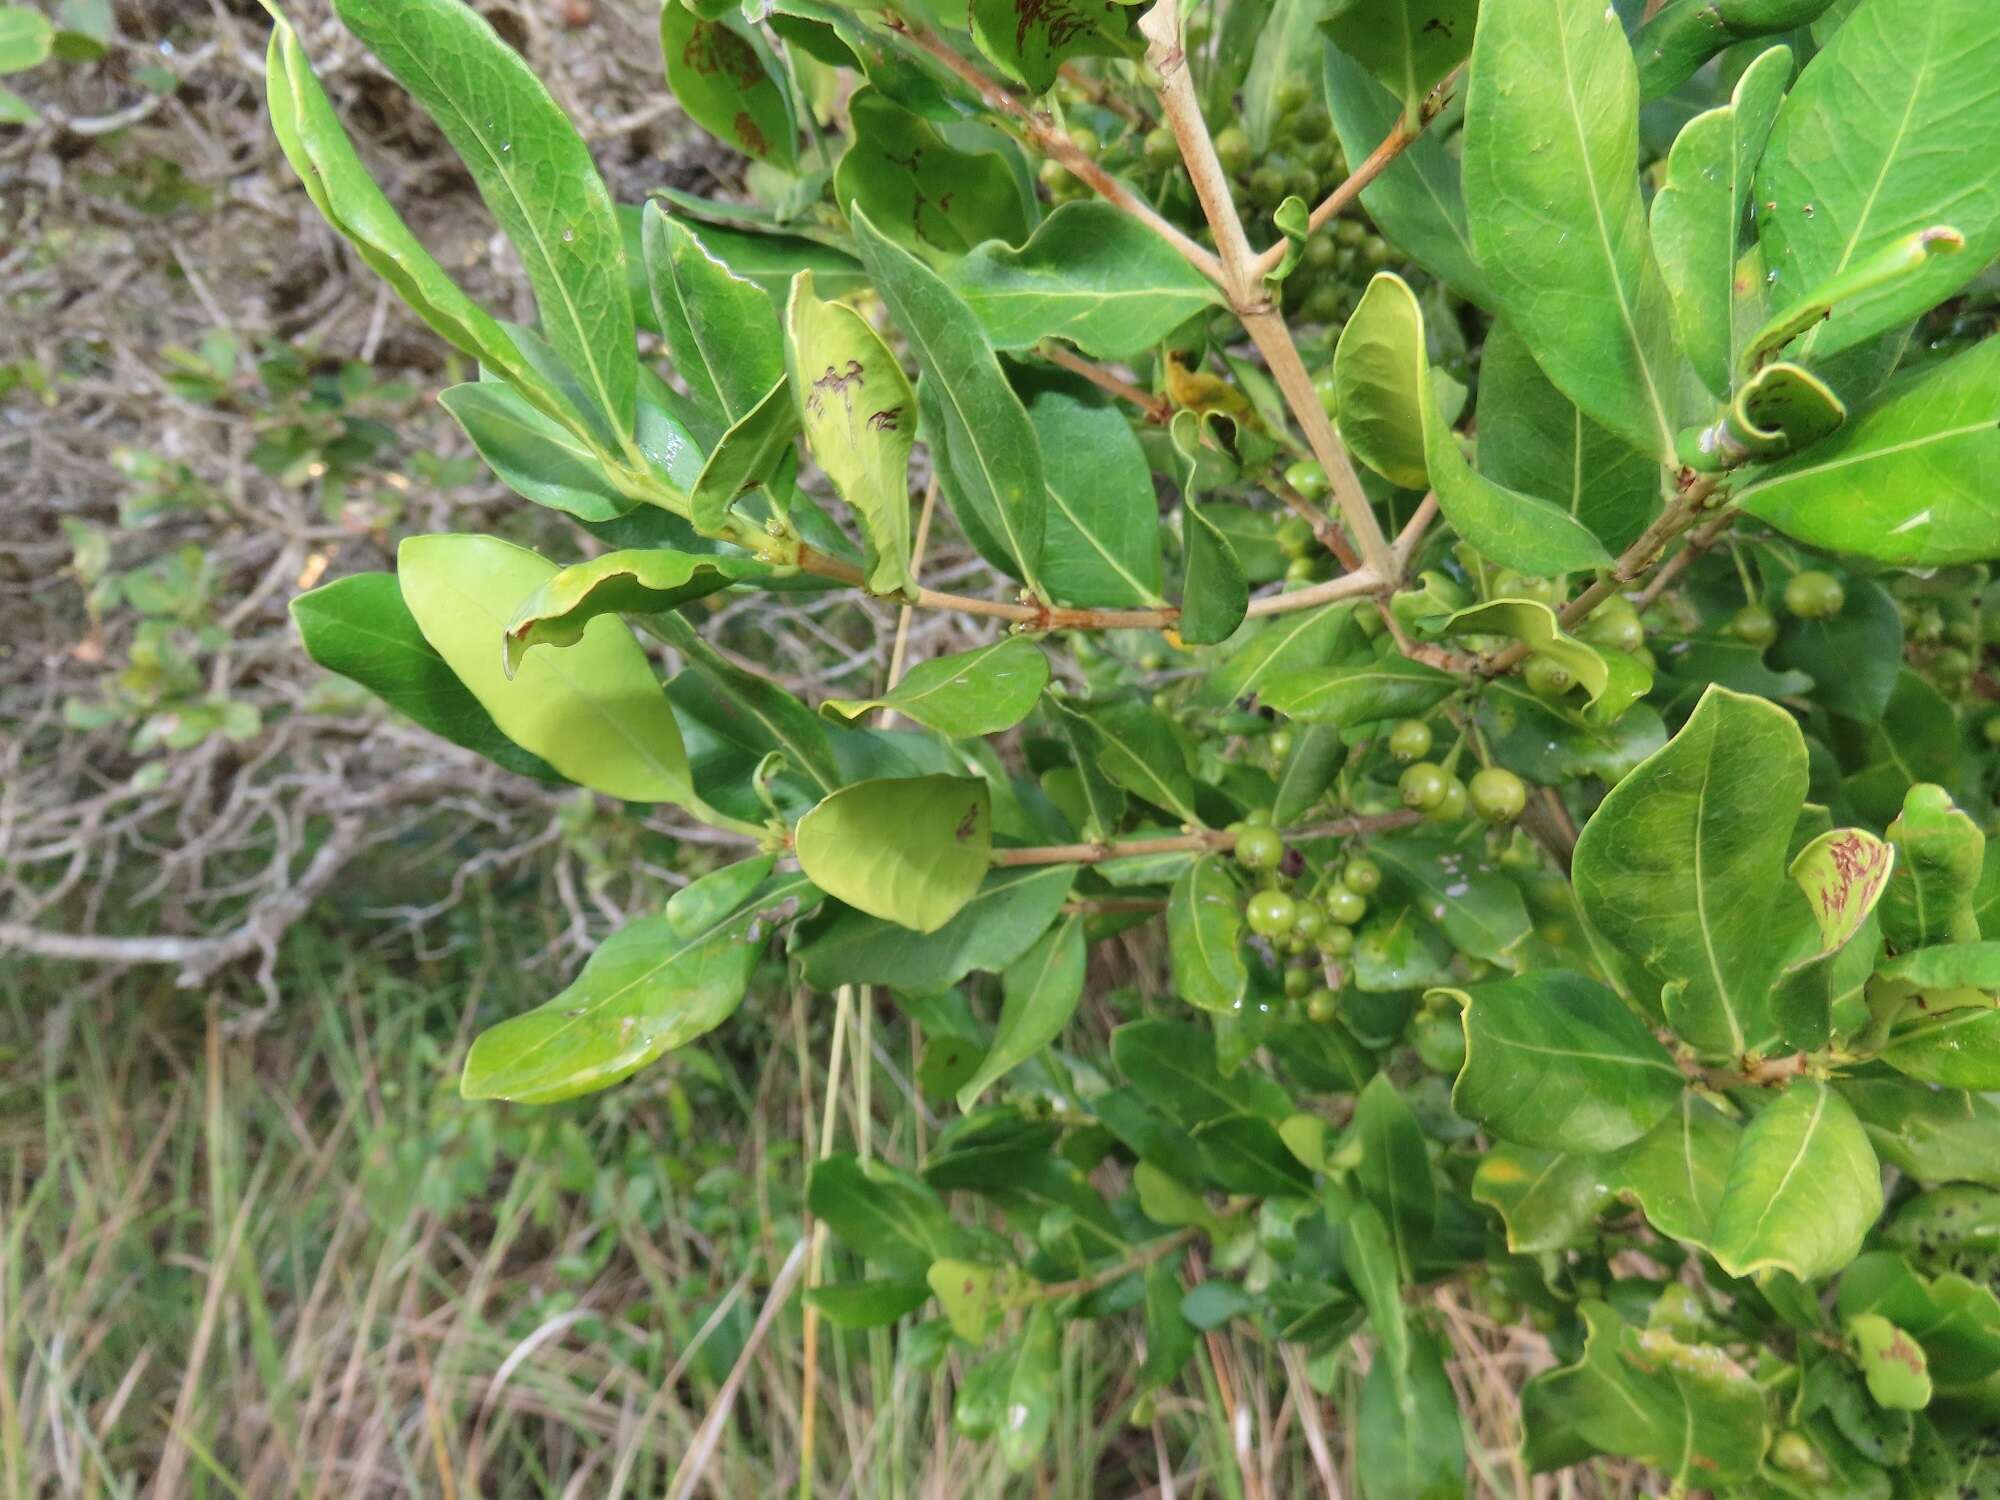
[
  {"left": 879, "top": 477, "right": 941, "bottom": 728},
  {"left": 1633, "top": 506, "right": 1737, "bottom": 611},
  {"left": 1038, "top": 340, "right": 1174, "bottom": 424},
  {"left": 988, "top": 810, "right": 1420, "bottom": 867}
]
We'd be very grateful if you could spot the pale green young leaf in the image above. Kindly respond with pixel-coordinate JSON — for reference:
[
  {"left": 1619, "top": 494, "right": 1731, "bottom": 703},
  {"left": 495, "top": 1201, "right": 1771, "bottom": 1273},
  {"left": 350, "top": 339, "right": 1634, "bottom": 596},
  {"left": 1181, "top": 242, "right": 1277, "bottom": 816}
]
[
  {"left": 1573, "top": 686, "right": 1808, "bottom": 1059},
  {"left": 1711, "top": 1079, "right": 1881, "bottom": 1280},
  {"left": 665, "top": 853, "right": 776, "bottom": 939},
  {"left": 1745, "top": 226, "right": 1965, "bottom": 373},
  {"left": 503, "top": 549, "right": 772, "bottom": 675},
  {"left": 1849, "top": 1314, "right": 1933, "bottom": 1410},
  {"left": 852, "top": 209, "right": 1047, "bottom": 597},
  {"left": 1167, "top": 855, "right": 1247, "bottom": 1015},
  {"left": 794, "top": 775, "right": 992, "bottom": 934},
  {"left": 334, "top": 0, "right": 637, "bottom": 443},
  {"left": 461, "top": 872, "right": 815, "bottom": 1101},
  {"left": 1472, "top": 1146, "right": 1614, "bottom": 1254},
  {"left": 1463, "top": 0, "right": 1686, "bottom": 461},
  {"left": 956, "top": 913, "right": 1086, "bottom": 1108},
  {"left": 821, "top": 637, "right": 1049, "bottom": 738},
  {"left": 0, "top": 6, "right": 53, "bottom": 73},
  {"left": 947, "top": 201, "right": 1222, "bottom": 361},
  {"left": 1755, "top": 0, "right": 2000, "bottom": 363},
  {"left": 659, "top": 4, "right": 796, "bottom": 167}
]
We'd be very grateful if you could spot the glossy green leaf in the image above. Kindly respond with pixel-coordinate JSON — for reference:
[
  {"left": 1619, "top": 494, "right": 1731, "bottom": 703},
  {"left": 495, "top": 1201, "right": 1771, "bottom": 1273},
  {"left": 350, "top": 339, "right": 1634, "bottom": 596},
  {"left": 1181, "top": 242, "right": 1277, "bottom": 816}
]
[
  {"left": 1475, "top": 680, "right": 1668, "bottom": 788},
  {"left": 1018, "top": 368, "right": 1166, "bottom": 608},
  {"left": 1473, "top": 320, "right": 1662, "bottom": 555},
  {"left": 1633, "top": 0, "right": 1827, "bottom": 97},
  {"left": 1880, "top": 942, "right": 2000, "bottom": 990},
  {"left": 1521, "top": 1302, "right": 1768, "bottom": 1484},
  {"left": 1837, "top": 1250, "right": 2000, "bottom": 1387},
  {"left": 968, "top": 0, "right": 1139, "bottom": 94},
  {"left": 1682, "top": 360, "right": 1847, "bottom": 471},
  {"left": 659, "top": 4, "right": 796, "bottom": 167},
  {"left": 1602, "top": 1092, "right": 1738, "bottom": 1249},
  {"left": 642, "top": 205, "right": 786, "bottom": 446},
  {"left": 1323, "top": 0, "right": 1474, "bottom": 121},
  {"left": 1710, "top": 1078, "right": 1881, "bottom": 1280},
  {"left": 1755, "top": 0, "right": 2000, "bottom": 362},
  {"left": 795, "top": 775, "right": 991, "bottom": 934},
  {"left": 438, "top": 382, "right": 633, "bottom": 522},
  {"left": 0, "top": 6, "right": 53, "bottom": 73},
  {"left": 1882, "top": 1008, "right": 2000, "bottom": 1090},
  {"left": 956, "top": 914, "right": 1085, "bottom": 1109},
  {"left": 1882, "top": 784, "right": 1985, "bottom": 951},
  {"left": 1062, "top": 695, "right": 1199, "bottom": 824},
  {"left": 1841, "top": 1080, "right": 2000, "bottom": 1190},
  {"left": 1574, "top": 686, "right": 1809, "bottom": 1058},
  {"left": 1767, "top": 574, "right": 1902, "bottom": 723},
  {"left": 797, "top": 863, "right": 1078, "bottom": 992},
  {"left": 504, "top": 549, "right": 771, "bottom": 675},
  {"left": 1167, "top": 855, "right": 1248, "bottom": 1015},
  {"left": 853, "top": 208, "right": 1047, "bottom": 597},
  {"left": 1336, "top": 274, "right": 1612, "bottom": 573},
  {"left": 1044, "top": 695, "right": 1125, "bottom": 839},
  {"left": 927, "top": 1259, "right": 1010, "bottom": 1341},
  {"left": 807, "top": 1278, "right": 931, "bottom": 1329},
  {"left": 1001, "top": 1305, "right": 1058, "bottom": 1471},
  {"left": 398, "top": 535, "right": 715, "bottom": 814},
  {"left": 461, "top": 872, "right": 814, "bottom": 1101},
  {"left": 1354, "top": 1076, "right": 1437, "bottom": 1276},
  {"left": 291, "top": 572, "right": 561, "bottom": 783},
  {"left": 1271, "top": 725, "right": 1349, "bottom": 824},
  {"left": 1472, "top": 1145, "right": 1614, "bottom": 1253},
  {"left": 1245, "top": 0, "right": 1329, "bottom": 150},
  {"left": 1443, "top": 971, "right": 1683, "bottom": 1153},
  {"left": 1370, "top": 831, "right": 1530, "bottom": 964},
  {"left": 809, "top": 1152, "right": 975, "bottom": 1272},
  {"left": 666, "top": 853, "right": 776, "bottom": 938},
  {"left": 1138, "top": 1260, "right": 1198, "bottom": 1393},
  {"left": 335, "top": 0, "right": 637, "bottom": 443},
  {"left": 654, "top": 612, "right": 844, "bottom": 796},
  {"left": 1322, "top": 48, "right": 1488, "bottom": 305},
  {"left": 1174, "top": 415, "right": 1249, "bottom": 647},
  {"left": 1746, "top": 226, "right": 1966, "bottom": 373},
  {"left": 1260, "top": 653, "right": 1458, "bottom": 728},
  {"left": 1111, "top": 1017, "right": 1291, "bottom": 1130},
  {"left": 1357, "top": 1327, "right": 1467, "bottom": 1500},
  {"left": 822, "top": 637, "right": 1049, "bottom": 738},
  {"left": 1200, "top": 605, "right": 1359, "bottom": 715},
  {"left": 688, "top": 377, "right": 799, "bottom": 535},
  {"left": 1340, "top": 1198, "right": 1409, "bottom": 1365},
  {"left": 1440, "top": 600, "right": 1649, "bottom": 727},
  {"left": 1648, "top": 45, "right": 1792, "bottom": 397},
  {"left": 1462, "top": 0, "right": 1685, "bottom": 461},
  {"left": 784, "top": 268, "right": 918, "bottom": 597},
  {"left": 834, "top": 89, "right": 1031, "bottom": 262}
]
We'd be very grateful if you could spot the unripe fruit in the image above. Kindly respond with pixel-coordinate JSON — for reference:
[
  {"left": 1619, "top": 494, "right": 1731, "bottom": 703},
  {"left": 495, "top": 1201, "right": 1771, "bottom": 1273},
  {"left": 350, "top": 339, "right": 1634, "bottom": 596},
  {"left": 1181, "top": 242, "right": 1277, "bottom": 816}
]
[
  {"left": 1784, "top": 569, "right": 1845, "bottom": 619},
  {"left": 1250, "top": 166, "right": 1286, "bottom": 206},
  {"left": 1313, "top": 369, "right": 1339, "bottom": 417},
  {"left": 1983, "top": 716, "right": 2000, "bottom": 748},
  {"left": 1285, "top": 556, "right": 1320, "bottom": 583},
  {"left": 1580, "top": 600, "right": 1644, "bottom": 654},
  {"left": 1247, "top": 888, "right": 1298, "bottom": 937},
  {"left": 1489, "top": 569, "right": 1557, "bottom": 606},
  {"left": 1522, "top": 654, "right": 1574, "bottom": 700},
  {"left": 1291, "top": 902, "right": 1325, "bottom": 940},
  {"left": 1324, "top": 884, "right": 1367, "bottom": 926},
  {"left": 1268, "top": 728, "right": 1294, "bottom": 759},
  {"left": 1275, "top": 77, "right": 1312, "bottom": 116},
  {"left": 1286, "top": 166, "right": 1319, "bottom": 201},
  {"left": 1284, "top": 965, "right": 1313, "bottom": 999},
  {"left": 1427, "top": 775, "right": 1468, "bottom": 824},
  {"left": 1303, "top": 286, "right": 1342, "bottom": 323},
  {"left": 1387, "top": 719, "right": 1433, "bottom": 762},
  {"left": 1276, "top": 514, "right": 1316, "bottom": 558},
  {"left": 1305, "top": 987, "right": 1339, "bottom": 1024},
  {"left": 1334, "top": 218, "right": 1367, "bottom": 248},
  {"left": 1235, "top": 825, "right": 1285, "bottom": 871},
  {"left": 1284, "top": 459, "right": 1329, "bottom": 500},
  {"left": 1066, "top": 125, "right": 1100, "bottom": 157},
  {"left": 1770, "top": 1432, "right": 1825, "bottom": 1478},
  {"left": 1318, "top": 922, "right": 1355, "bottom": 956},
  {"left": 1933, "top": 645, "right": 1974, "bottom": 683},
  {"left": 1144, "top": 126, "right": 1179, "bottom": 167},
  {"left": 1413, "top": 1014, "right": 1467, "bottom": 1074},
  {"left": 1468, "top": 767, "right": 1528, "bottom": 825},
  {"left": 1245, "top": 808, "right": 1275, "bottom": 827},
  {"left": 1727, "top": 603, "right": 1779, "bottom": 648},
  {"left": 1304, "top": 232, "right": 1339, "bottom": 270},
  {"left": 1342, "top": 856, "right": 1383, "bottom": 895},
  {"left": 1291, "top": 108, "right": 1330, "bottom": 144},
  {"left": 1399, "top": 761, "right": 1451, "bottom": 811},
  {"left": 1215, "top": 126, "right": 1253, "bottom": 176}
]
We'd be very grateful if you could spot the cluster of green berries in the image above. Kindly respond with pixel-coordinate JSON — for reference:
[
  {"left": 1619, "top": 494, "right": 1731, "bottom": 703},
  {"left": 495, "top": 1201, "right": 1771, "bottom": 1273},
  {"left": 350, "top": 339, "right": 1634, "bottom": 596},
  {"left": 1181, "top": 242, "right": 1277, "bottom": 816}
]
[
  {"left": 1386, "top": 717, "right": 1528, "bottom": 826},
  {"left": 1228, "top": 817, "right": 1378, "bottom": 1025}
]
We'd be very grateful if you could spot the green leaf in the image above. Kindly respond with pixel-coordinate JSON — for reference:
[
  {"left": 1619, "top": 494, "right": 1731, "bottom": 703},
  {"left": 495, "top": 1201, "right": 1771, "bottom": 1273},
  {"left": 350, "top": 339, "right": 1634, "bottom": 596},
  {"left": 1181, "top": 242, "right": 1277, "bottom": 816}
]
[
  {"left": 437, "top": 382, "right": 633, "bottom": 521},
  {"left": 1849, "top": 1313, "right": 1933, "bottom": 1410},
  {"left": 1633, "top": 0, "right": 1828, "bottom": 98},
  {"left": 1439, "top": 600, "right": 1649, "bottom": 726},
  {"left": 807, "top": 1278, "right": 931, "bottom": 1329},
  {"left": 1462, "top": 0, "right": 1686, "bottom": 461},
  {"left": 1845, "top": 669, "right": 1961, "bottom": 824},
  {"left": 1841, "top": 1080, "right": 2000, "bottom": 1190},
  {"left": 398, "top": 535, "right": 714, "bottom": 814},
  {"left": 290, "top": 573, "right": 561, "bottom": 782},
  {"left": 1322, "top": 0, "right": 1475, "bottom": 121},
  {"left": 1357, "top": 1328, "right": 1467, "bottom": 1500},
  {"left": 659, "top": 5, "right": 796, "bottom": 167},
  {"left": 1472, "top": 1146, "right": 1614, "bottom": 1253},
  {"left": 1475, "top": 680, "right": 1667, "bottom": 788},
  {"left": 795, "top": 775, "right": 992, "bottom": 934},
  {"left": 1473, "top": 320, "right": 1662, "bottom": 555},
  {"left": 1061, "top": 695, "right": 1199, "bottom": 824},
  {"left": 641, "top": 205, "right": 786, "bottom": 446},
  {"left": 1768, "top": 574, "right": 1903, "bottom": 722},
  {"left": 1682, "top": 360, "right": 1848, "bottom": 471},
  {"left": 1710, "top": 1078, "right": 1882, "bottom": 1280},
  {"left": 968, "top": 0, "right": 1139, "bottom": 94},
  {"left": 1001, "top": 1304, "right": 1059, "bottom": 1471},
  {"left": 1245, "top": 0, "right": 1330, "bottom": 152},
  {"left": 1880, "top": 942, "right": 2000, "bottom": 990},
  {"left": 1322, "top": 48, "right": 1488, "bottom": 305},
  {"left": 1353, "top": 1076, "right": 1436, "bottom": 1276},
  {"left": 1882, "top": 784, "right": 1985, "bottom": 951},
  {"left": 797, "top": 863, "right": 1078, "bottom": 992},
  {"left": 1369, "top": 831, "right": 1530, "bottom": 964},
  {"left": 1335, "top": 274, "right": 1612, "bottom": 573},
  {"left": 461, "top": 872, "right": 814, "bottom": 1101},
  {"left": 1018, "top": 367, "right": 1166, "bottom": 608},
  {"left": 852, "top": 208, "right": 1048, "bottom": 597},
  {"left": 1196, "top": 603, "right": 1357, "bottom": 713},
  {"left": 956, "top": 914, "right": 1086, "bottom": 1109},
  {"left": 784, "top": 269, "right": 918, "bottom": 597},
  {"left": 1837, "top": 1251, "right": 2000, "bottom": 1388},
  {"left": 335, "top": 0, "right": 637, "bottom": 443},
  {"left": 1273, "top": 724, "right": 1349, "bottom": 824},
  {"left": 1111, "top": 1017, "right": 1291, "bottom": 1130},
  {"left": 1882, "top": 1008, "right": 2000, "bottom": 1090},
  {"left": 809, "top": 1152, "right": 974, "bottom": 1273},
  {"left": 1647, "top": 45, "right": 1792, "bottom": 398},
  {"left": 927, "top": 1259, "right": 1010, "bottom": 1341},
  {"left": 1755, "top": 0, "right": 2000, "bottom": 362},
  {"left": 1788, "top": 827, "right": 1895, "bottom": 961},
  {"left": 503, "top": 549, "right": 772, "bottom": 676},
  {"left": 666, "top": 853, "right": 776, "bottom": 938},
  {"left": 822, "top": 638, "right": 1049, "bottom": 738},
  {"left": 1737, "top": 339, "right": 2000, "bottom": 567},
  {"left": 1573, "top": 685, "right": 1809, "bottom": 1058},
  {"left": 1745, "top": 227, "right": 1966, "bottom": 373},
  {"left": 1175, "top": 419, "right": 1250, "bottom": 647},
  {"left": 1521, "top": 1303, "right": 1768, "bottom": 1484},
  {"left": 1443, "top": 971, "right": 1683, "bottom": 1153},
  {"left": 1167, "top": 855, "right": 1248, "bottom": 1015},
  {"left": 1260, "top": 653, "right": 1458, "bottom": 729},
  {"left": 654, "top": 612, "right": 843, "bottom": 796},
  {"left": 1139, "top": 1260, "right": 1198, "bottom": 1393},
  {"left": 834, "top": 89, "right": 1031, "bottom": 263},
  {"left": 689, "top": 377, "right": 800, "bottom": 536},
  {"left": 0, "top": 6, "right": 53, "bottom": 73},
  {"left": 1603, "top": 1093, "right": 1738, "bottom": 1249}
]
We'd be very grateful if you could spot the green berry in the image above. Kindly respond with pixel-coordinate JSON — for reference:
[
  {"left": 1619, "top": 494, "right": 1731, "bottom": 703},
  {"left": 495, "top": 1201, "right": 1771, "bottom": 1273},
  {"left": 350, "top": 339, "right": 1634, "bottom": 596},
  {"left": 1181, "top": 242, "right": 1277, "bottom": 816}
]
[
  {"left": 1413, "top": 1014, "right": 1467, "bottom": 1075},
  {"left": 1313, "top": 369, "right": 1339, "bottom": 417},
  {"left": 1274, "top": 77, "right": 1312, "bottom": 116},
  {"left": 1284, "top": 965, "right": 1314, "bottom": 999},
  {"left": 1285, "top": 556, "right": 1320, "bottom": 583},
  {"left": 1067, "top": 125, "right": 1100, "bottom": 157},
  {"left": 1267, "top": 728, "right": 1294, "bottom": 758},
  {"left": 1426, "top": 774, "right": 1468, "bottom": 825},
  {"left": 1304, "top": 232, "right": 1339, "bottom": 270},
  {"left": 1139, "top": 650, "right": 1167, "bottom": 671},
  {"left": 1285, "top": 166, "right": 1318, "bottom": 200},
  {"left": 1249, "top": 166, "right": 1286, "bottom": 206},
  {"left": 1276, "top": 514, "right": 1316, "bottom": 558},
  {"left": 1727, "top": 603, "right": 1779, "bottom": 648},
  {"left": 1771, "top": 1432, "right": 1825, "bottom": 1478},
  {"left": 1522, "top": 654, "right": 1574, "bottom": 700},
  {"left": 1215, "top": 126, "right": 1253, "bottom": 177},
  {"left": 1247, "top": 888, "right": 1298, "bottom": 938},
  {"left": 1284, "top": 459, "right": 1329, "bottom": 500},
  {"left": 1245, "top": 808, "right": 1275, "bottom": 827},
  {"left": 1303, "top": 285, "right": 1342, "bottom": 323},
  {"left": 1387, "top": 719, "right": 1433, "bottom": 762},
  {"left": 1580, "top": 599, "right": 1644, "bottom": 654},
  {"left": 1399, "top": 761, "right": 1450, "bottom": 811},
  {"left": 1324, "top": 884, "right": 1367, "bottom": 926},
  {"left": 1235, "top": 825, "right": 1285, "bottom": 871},
  {"left": 1305, "top": 987, "right": 1339, "bottom": 1024},
  {"left": 1038, "top": 158, "right": 1076, "bottom": 196},
  {"left": 1144, "top": 126, "right": 1179, "bottom": 168},
  {"left": 1784, "top": 569, "right": 1845, "bottom": 619},
  {"left": 1983, "top": 716, "right": 2000, "bottom": 748},
  {"left": 1334, "top": 218, "right": 1367, "bottom": 248},
  {"left": 1318, "top": 922, "right": 1354, "bottom": 956},
  {"left": 1342, "top": 856, "right": 1382, "bottom": 895},
  {"left": 1468, "top": 767, "right": 1528, "bottom": 825},
  {"left": 1291, "top": 109, "right": 1330, "bottom": 144}
]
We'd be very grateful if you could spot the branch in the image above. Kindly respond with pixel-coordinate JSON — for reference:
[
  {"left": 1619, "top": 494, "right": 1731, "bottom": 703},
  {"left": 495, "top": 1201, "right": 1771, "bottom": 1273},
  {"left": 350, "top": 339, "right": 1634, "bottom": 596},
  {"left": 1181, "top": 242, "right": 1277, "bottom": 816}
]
[
  {"left": 989, "top": 809, "right": 1420, "bottom": 867},
  {"left": 1037, "top": 340, "right": 1174, "bottom": 424},
  {"left": 1633, "top": 505, "right": 1736, "bottom": 611},
  {"left": 889, "top": 15, "right": 1225, "bottom": 285},
  {"left": 795, "top": 544, "right": 1178, "bottom": 629}
]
